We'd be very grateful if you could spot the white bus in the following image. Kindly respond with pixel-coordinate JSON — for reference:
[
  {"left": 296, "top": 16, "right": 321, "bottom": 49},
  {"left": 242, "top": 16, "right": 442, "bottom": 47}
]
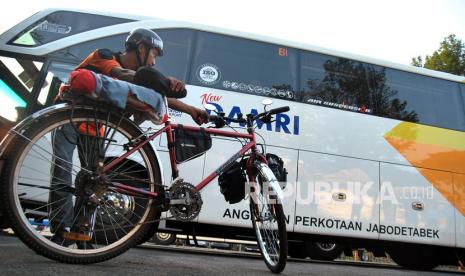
[{"left": 1, "top": 8, "right": 465, "bottom": 270}]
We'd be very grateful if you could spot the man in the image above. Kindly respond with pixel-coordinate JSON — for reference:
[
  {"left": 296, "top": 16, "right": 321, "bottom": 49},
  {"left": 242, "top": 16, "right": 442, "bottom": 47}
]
[
  {"left": 49, "top": 28, "right": 207, "bottom": 247},
  {"left": 77, "top": 27, "right": 208, "bottom": 124}
]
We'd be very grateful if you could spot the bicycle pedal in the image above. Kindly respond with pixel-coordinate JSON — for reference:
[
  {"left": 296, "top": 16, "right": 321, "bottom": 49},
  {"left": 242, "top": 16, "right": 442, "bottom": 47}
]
[{"left": 62, "top": 232, "right": 93, "bottom": 242}]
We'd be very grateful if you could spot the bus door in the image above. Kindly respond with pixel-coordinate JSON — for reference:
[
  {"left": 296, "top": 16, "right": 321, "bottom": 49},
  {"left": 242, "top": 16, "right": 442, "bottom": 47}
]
[
  {"left": 0, "top": 54, "right": 76, "bottom": 136},
  {"left": 0, "top": 53, "right": 47, "bottom": 138},
  {"left": 0, "top": 8, "right": 139, "bottom": 139}
]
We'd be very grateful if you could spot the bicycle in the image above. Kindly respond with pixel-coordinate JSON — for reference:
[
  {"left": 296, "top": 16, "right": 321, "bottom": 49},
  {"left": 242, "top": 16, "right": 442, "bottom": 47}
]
[{"left": 0, "top": 96, "right": 289, "bottom": 273}]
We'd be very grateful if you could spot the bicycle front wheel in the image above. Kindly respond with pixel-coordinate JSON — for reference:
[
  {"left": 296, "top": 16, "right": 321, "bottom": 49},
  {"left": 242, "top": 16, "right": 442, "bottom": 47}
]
[
  {"left": 249, "top": 162, "right": 287, "bottom": 273},
  {"left": 0, "top": 104, "right": 161, "bottom": 264}
]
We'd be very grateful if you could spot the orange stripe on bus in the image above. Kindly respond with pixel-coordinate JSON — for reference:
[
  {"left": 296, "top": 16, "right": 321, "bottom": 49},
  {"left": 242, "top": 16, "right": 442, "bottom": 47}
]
[
  {"left": 385, "top": 136, "right": 465, "bottom": 174},
  {"left": 385, "top": 126, "right": 465, "bottom": 216},
  {"left": 454, "top": 174, "right": 465, "bottom": 217},
  {"left": 417, "top": 168, "right": 456, "bottom": 213}
]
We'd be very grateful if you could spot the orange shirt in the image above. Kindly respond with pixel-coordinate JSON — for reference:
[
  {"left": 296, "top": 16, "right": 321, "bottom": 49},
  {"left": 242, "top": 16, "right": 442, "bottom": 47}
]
[
  {"left": 74, "top": 49, "right": 121, "bottom": 136},
  {"left": 76, "top": 49, "right": 121, "bottom": 76}
]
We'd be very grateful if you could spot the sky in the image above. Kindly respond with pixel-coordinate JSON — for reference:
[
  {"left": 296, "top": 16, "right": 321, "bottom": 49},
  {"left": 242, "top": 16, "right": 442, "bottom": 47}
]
[{"left": 0, "top": 0, "right": 464, "bottom": 66}]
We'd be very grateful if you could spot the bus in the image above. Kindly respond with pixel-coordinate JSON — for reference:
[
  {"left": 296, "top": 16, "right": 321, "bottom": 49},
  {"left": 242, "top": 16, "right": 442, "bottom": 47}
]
[{"left": 1, "top": 8, "right": 465, "bottom": 270}]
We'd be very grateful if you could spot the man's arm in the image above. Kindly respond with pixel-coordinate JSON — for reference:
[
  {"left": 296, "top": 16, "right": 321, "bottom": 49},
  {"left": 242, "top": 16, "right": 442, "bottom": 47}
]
[
  {"left": 110, "top": 67, "right": 136, "bottom": 82},
  {"left": 111, "top": 67, "right": 185, "bottom": 94},
  {"left": 168, "top": 98, "right": 208, "bottom": 125},
  {"left": 111, "top": 67, "right": 208, "bottom": 124}
]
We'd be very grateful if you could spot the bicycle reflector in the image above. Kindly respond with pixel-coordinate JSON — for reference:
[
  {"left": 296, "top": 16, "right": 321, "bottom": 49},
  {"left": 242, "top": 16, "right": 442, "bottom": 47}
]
[{"left": 62, "top": 231, "right": 93, "bottom": 242}]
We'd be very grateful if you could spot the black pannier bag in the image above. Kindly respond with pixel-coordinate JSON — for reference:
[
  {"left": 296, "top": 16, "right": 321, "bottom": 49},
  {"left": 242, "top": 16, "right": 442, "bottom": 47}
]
[
  {"left": 173, "top": 125, "right": 212, "bottom": 164},
  {"left": 266, "top": 153, "right": 288, "bottom": 188},
  {"left": 218, "top": 161, "right": 247, "bottom": 204}
]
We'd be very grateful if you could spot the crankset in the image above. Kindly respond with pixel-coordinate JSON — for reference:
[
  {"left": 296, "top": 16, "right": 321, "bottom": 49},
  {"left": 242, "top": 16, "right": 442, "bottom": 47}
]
[{"left": 168, "top": 178, "right": 203, "bottom": 222}]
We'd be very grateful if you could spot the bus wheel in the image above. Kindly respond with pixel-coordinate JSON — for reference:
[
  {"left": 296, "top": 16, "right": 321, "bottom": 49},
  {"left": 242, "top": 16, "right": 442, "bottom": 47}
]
[
  {"left": 151, "top": 232, "right": 176, "bottom": 245},
  {"left": 288, "top": 241, "right": 307, "bottom": 259},
  {"left": 457, "top": 249, "right": 465, "bottom": 265},
  {"left": 387, "top": 245, "right": 439, "bottom": 270},
  {"left": 0, "top": 214, "right": 9, "bottom": 230},
  {"left": 307, "top": 242, "right": 344, "bottom": 261}
]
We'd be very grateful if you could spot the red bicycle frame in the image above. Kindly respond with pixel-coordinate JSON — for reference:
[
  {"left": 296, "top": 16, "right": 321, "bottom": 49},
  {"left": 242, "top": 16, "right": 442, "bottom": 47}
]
[{"left": 103, "top": 120, "right": 260, "bottom": 198}]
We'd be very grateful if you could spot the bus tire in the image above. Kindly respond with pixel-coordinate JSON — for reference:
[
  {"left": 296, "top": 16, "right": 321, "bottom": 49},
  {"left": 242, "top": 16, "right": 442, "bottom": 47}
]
[
  {"left": 150, "top": 232, "right": 176, "bottom": 245},
  {"left": 288, "top": 241, "right": 307, "bottom": 259},
  {"left": 0, "top": 215, "right": 9, "bottom": 229},
  {"left": 456, "top": 249, "right": 465, "bottom": 266},
  {"left": 307, "top": 242, "right": 344, "bottom": 261},
  {"left": 387, "top": 245, "right": 439, "bottom": 270}
]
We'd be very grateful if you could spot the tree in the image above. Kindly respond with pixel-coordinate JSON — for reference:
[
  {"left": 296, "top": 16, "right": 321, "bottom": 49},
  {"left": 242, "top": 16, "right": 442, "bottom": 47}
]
[{"left": 411, "top": 34, "right": 465, "bottom": 76}]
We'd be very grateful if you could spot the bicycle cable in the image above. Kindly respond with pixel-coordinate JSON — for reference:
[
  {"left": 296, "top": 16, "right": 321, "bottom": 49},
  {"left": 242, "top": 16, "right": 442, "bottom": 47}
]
[
  {"left": 253, "top": 123, "right": 267, "bottom": 154},
  {"left": 225, "top": 123, "right": 247, "bottom": 146}
]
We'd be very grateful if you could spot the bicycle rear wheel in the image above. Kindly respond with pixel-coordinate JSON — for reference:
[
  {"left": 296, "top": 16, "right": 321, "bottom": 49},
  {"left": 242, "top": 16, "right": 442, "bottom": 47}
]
[
  {"left": 249, "top": 162, "right": 287, "bottom": 273},
  {"left": 0, "top": 104, "right": 161, "bottom": 263}
]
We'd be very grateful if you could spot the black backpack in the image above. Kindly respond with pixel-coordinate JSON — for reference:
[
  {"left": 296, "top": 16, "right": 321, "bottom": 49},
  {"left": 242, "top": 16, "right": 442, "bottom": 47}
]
[
  {"left": 218, "top": 161, "right": 246, "bottom": 204},
  {"left": 266, "top": 153, "right": 288, "bottom": 188}
]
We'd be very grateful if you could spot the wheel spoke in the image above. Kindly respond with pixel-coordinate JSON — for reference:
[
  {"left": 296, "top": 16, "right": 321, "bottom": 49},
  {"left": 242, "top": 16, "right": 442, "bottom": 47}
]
[{"left": 250, "top": 165, "right": 287, "bottom": 272}]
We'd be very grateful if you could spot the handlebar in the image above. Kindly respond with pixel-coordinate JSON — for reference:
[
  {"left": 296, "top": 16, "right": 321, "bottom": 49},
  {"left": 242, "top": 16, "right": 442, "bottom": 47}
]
[
  {"left": 268, "top": 106, "right": 290, "bottom": 115},
  {"left": 208, "top": 115, "right": 243, "bottom": 128},
  {"left": 208, "top": 106, "right": 290, "bottom": 128},
  {"left": 208, "top": 115, "right": 223, "bottom": 124}
]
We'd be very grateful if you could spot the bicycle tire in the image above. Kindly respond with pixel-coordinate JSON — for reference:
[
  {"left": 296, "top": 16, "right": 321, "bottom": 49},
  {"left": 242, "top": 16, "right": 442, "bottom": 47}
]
[
  {"left": 0, "top": 104, "right": 161, "bottom": 264},
  {"left": 249, "top": 162, "right": 287, "bottom": 273}
]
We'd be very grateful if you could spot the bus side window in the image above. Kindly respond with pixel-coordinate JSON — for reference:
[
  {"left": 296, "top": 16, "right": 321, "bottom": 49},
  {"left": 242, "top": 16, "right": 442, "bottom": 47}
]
[
  {"left": 384, "top": 68, "right": 464, "bottom": 130},
  {"left": 462, "top": 83, "right": 465, "bottom": 130},
  {"left": 155, "top": 29, "right": 195, "bottom": 82},
  {"left": 50, "top": 28, "right": 193, "bottom": 83},
  {"left": 190, "top": 31, "right": 298, "bottom": 101},
  {"left": 300, "top": 52, "right": 374, "bottom": 115}
]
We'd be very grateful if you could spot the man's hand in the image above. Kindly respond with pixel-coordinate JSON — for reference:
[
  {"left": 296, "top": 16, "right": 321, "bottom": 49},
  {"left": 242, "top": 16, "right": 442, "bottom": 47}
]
[
  {"left": 166, "top": 98, "right": 208, "bottom": 125},
  {"left": 189, "top": 107, "right": 209, "bottom": 125},
  {"left": 168, "top": 77, "right": 185, "bottom": 92}
]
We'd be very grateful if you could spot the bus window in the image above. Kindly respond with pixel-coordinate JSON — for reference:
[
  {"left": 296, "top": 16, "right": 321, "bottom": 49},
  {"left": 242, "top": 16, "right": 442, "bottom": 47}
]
[
  {"left": 384, "top": 68, "right": 464, "bottom": 130},
  {"left": 300, "top": 52, "right": 374, "bottom": 115},
  {"left": 37, "top": 62, "right": 75, "bottom": 106},
  {"left": 190, "top": 31, "right": 298, "bottom": 101},
  {"left": 50, "top": 34, "right": 126, "bottom": 63},
  {"left": 0, "top": 55, "right": 43, "bottom": 121},
  {"left": 462, "top": 83, "right": 465, "bottom": 128},
  {"left": 9, "top": 11, "right": 134, "bottom": 47},
  {"left": 156, "top": 29, "right": 195, "bottom": 82},
  {"left": 50, "top": 28, "right": 193, "bottom": 82}
]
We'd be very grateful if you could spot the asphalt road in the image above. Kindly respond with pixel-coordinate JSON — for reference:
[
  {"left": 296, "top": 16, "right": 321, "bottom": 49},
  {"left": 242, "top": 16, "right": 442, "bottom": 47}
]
[{"left": 0, "top": 234, "right": 461, "bottom": 276}]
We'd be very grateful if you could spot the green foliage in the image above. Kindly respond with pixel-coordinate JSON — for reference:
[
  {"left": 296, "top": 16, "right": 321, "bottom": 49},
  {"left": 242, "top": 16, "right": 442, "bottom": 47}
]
[{"left": 412, "top": 34, "right": 465, "bottom": 76}]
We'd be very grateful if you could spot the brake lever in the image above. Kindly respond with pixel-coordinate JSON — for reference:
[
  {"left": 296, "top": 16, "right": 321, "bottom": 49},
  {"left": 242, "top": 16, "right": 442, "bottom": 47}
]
[
  {"left": 260, "top": 113, "right": 273, "bottom": 124},
  {"left": 209, "top": 116, "right": 225, "bottom": 128},
  {"left": 215, "top": 120, "right": 225, "bottom": 128}
]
